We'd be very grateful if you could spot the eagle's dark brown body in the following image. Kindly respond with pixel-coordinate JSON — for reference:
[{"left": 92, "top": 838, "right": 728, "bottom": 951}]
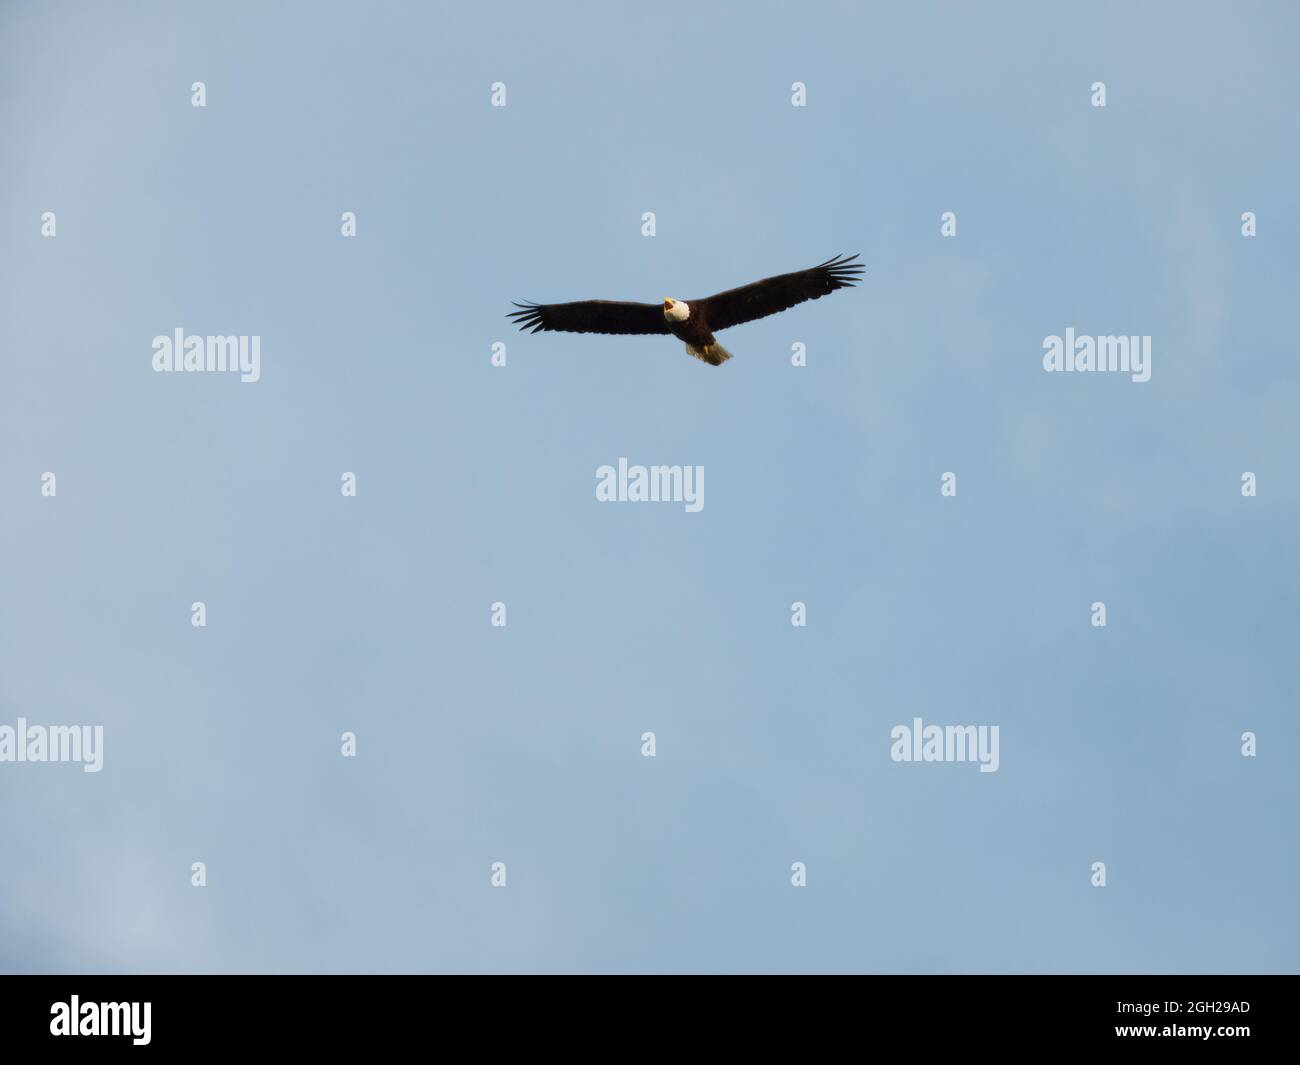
[
  {"left": 509, "top": 254, "right": 862, "bottom": 366},
  {"left": 666, "top": 309, "right": 730, "bottom": 365},
  {"left": 667, "top": 311, "right": 715, "bottom": 350}
]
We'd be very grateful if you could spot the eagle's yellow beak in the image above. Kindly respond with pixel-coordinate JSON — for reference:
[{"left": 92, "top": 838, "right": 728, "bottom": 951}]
[{"left": 663, "top": 298, "right": 674, "bottom": 308}]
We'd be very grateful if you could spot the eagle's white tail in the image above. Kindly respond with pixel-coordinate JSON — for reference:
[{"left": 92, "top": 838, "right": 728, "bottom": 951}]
[{"left": 685, "top": 342, "right": 734, "bottom": 366}]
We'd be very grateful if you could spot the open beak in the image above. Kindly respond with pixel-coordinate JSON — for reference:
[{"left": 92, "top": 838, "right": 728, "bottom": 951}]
[{"left": 663, "top": 298, "right": 673, "bottom": 308}]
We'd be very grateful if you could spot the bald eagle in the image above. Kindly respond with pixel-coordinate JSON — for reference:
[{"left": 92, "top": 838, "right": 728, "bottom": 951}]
[{"left": 509, "top": 254, "right": 863, "bottom": 366}]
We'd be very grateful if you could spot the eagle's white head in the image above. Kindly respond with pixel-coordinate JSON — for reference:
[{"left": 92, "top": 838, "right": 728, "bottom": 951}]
[{"left": 663, "top": 297, "right": 690, "bottom": 323}]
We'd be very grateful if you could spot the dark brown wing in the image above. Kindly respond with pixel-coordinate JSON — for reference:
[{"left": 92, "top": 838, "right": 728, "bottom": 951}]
[
  {"left": 508, "top": 299, "right": 670, "bottom": 336},
  {"left": 694, "top": 254, "right": 864, "bottom": 332}
]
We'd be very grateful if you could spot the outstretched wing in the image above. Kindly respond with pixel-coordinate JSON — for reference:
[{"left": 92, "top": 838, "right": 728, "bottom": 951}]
[
  {"left": 695, "top": 254, "right": 864, "bottom": 332},
  {"left": 508, "top": 299, "right": 670, "bottom": 336}
]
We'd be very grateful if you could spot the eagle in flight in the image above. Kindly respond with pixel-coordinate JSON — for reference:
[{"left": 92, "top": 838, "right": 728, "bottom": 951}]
[{"left": 509, "top": 254, "right": 863, "bottom": 366}]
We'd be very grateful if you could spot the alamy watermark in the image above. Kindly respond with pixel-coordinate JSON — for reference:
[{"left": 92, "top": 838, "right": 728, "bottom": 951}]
[
  {"left": 0, "top": 718, "right": 103, "bottom": 772},
  {"left": 1042, "top": 328, "right": 1150, "bottom": 382},
  {"left": 890, "top": 717, "right": 999, "bottom": 773},
  {"left": 596, "top": 458, "right": 704, "bottom": 513},
  {"left": 50, "top": 996, "right": 149, "bottom": 1044},
  {"left": 151, "top": 328, "right": 261, "bottom": 382}
]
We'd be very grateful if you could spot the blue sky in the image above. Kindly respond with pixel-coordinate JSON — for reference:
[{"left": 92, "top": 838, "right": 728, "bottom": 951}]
[{"left": 1, "top": 0, "right": 1297, "bottom": 973}]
